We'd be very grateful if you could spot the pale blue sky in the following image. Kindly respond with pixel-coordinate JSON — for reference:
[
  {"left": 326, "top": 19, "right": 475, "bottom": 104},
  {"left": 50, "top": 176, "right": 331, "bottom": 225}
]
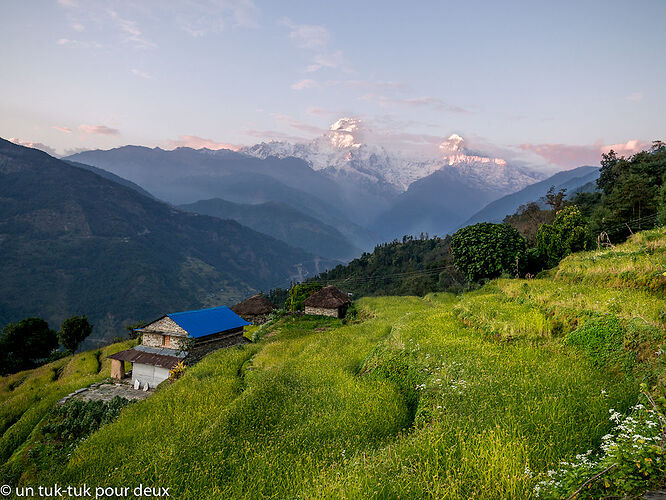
[{"left": 1, "top": 0, "right": 664, "bottom": 168}]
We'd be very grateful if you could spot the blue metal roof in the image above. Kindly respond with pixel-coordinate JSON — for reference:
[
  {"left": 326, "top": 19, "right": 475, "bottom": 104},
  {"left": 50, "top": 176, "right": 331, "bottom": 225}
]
[{"left": 167, "top": 306, "right": 251, "bottom": 338}]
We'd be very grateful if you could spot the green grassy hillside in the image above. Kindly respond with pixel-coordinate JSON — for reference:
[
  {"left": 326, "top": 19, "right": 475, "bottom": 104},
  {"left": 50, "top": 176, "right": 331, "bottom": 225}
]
[{"left": 1, "top": 228, "right": 665, "bottom": 498}]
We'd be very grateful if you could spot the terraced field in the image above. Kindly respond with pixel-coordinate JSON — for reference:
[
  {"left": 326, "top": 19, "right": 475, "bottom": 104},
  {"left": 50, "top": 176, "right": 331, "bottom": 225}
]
[{"left": 1, "top": 228, "right": 665, "bottom": 498}]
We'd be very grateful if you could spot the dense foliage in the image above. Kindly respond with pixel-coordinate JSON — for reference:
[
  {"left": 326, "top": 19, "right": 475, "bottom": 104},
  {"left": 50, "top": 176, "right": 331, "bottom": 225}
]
[
  {"left": 573, "top": 141, "right": 666, "bottom": 242},
  {"left": 0, "top": 318, "right": 58, "bottom": 375},
  {"left": 58, "top": 315, "right": 93, "bottom": 354},
  {"left": 42, "top": 397, "right": 129, "bottom": 441},
  {"left": 536, "top": 205, "right": 588, "bottom": 268},
  {"left": 286, "top": 282, "right": 323, "bottom": 311},
  {"left": 450, "top": 223, "right": 527, "bottom": 281},
  {"left": 311, "top": 235, "right": 465, "bottom": 298}
]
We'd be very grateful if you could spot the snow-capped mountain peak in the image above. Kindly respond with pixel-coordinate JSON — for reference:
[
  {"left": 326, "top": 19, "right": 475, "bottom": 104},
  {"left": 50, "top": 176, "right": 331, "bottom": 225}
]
[
  {"left": 327, "top": 117, "right": 363, "bottom": 149},
  {"left": 242, "top": 118, "right": 543, "bottom": 194}
]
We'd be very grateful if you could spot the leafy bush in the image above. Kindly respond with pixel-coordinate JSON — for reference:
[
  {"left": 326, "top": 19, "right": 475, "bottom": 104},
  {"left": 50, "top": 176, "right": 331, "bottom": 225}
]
[
  {"left": 565, "top": 315, "right": 630, "bottom": 369},
  {"left": 450, "top": 223, "right": 527, "bottom": 281},
  {"left": 169, "top": 361, "right": 187, "bottom": 380}
]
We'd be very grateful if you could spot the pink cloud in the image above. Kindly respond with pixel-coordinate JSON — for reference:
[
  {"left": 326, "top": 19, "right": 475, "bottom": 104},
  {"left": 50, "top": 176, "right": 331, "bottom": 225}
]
[
  {"left": 242, "top": 128, "right": 309, "bottom": 143},
  {"left": 79, "top": 124, "right": 120, "bottom": 135},
  {"left": 53, "top": 125, "right": 72, "bottom": 133},
  {"left": 361, "top": 93, "right": 468, "bottom": 114},
  {"left": 275, "top": 115, "right": 325, "bottom": 135},
  {"left": 166, "top": 135, "right": 242, "bottom": 151},
  {"left": 290, "top": 79, "right": 318, "bottom": 91},
  {"left": 9, "top": 138, "right": 58, "bottom": 157},
  {"left": 519, "top": 139, "right": 651, "bottom": 168},
  {"left": 279, "top": 18, "right": 330, "bottom": 49}
]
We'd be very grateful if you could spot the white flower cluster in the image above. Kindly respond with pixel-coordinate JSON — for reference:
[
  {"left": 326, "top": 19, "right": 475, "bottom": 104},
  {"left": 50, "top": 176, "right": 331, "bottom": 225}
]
[{"left": 535, "top": 399, "right": 665, "bottom": 497}]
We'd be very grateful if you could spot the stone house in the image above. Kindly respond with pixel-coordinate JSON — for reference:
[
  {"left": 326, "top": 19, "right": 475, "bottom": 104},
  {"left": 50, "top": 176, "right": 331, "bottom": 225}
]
[
  {"left": 303, "top": 285, "right": 352, "bottom": 318},
  {"left": 231, "top": 293, "right": 276, "bottom": 324},
  {"left": 108, "top": 305, "right": 250, "bottom": 388}
]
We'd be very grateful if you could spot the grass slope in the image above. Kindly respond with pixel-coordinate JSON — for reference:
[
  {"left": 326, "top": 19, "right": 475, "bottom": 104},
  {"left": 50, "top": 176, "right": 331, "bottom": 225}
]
[{"left": 1, "top": 228, "right": 665, "bottom": 498}]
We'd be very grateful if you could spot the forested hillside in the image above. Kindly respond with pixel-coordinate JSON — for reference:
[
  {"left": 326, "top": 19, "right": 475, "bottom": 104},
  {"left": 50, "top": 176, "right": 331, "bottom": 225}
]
[
  {"left": 0, "top": 139, "right": 332, "bottom": 346},
  {"left": 314, "top": 235, "right": 462, "bottom": 297}
]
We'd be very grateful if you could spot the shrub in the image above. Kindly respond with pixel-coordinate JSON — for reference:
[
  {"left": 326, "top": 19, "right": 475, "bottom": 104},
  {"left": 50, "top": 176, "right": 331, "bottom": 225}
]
[
  {"left": 169, "top": 361, "right": 187, "bottom": 380},
  {"left": 42, "top": 397, "right": 130, "bottom": 442},
  {"left": 565, "top": 315, "right": 631, "bottom": 369}
]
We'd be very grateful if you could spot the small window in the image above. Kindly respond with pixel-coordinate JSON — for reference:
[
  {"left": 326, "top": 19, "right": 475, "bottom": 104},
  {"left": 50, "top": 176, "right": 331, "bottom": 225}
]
[{"left": 162, "top": 335, "right": 171, "bottom": 347}]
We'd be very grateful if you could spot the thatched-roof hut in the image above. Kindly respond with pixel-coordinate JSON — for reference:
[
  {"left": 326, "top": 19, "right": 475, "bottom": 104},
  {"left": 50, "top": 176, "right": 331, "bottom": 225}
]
[
  {"left": 232, "top": 293, "right": 276, "bottom": 323},
  {"left": 303, "top": 285, "right": 351, "bottom": 318}
]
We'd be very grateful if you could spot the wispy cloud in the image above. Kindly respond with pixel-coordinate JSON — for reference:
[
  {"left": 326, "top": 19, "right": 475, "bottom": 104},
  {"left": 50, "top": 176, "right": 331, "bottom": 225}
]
[
  {"left": 290, "top": 78, "right": 318, "bottom": 90},
  {"left": 328, "top": 79, "right": 410, "bottom": 92},
  {"left": 178, "top": 0, "right": 260, "bottom": 36},
  {"left": 79, "top": 124, "right": 120, "bottom": 135},
  {"left": 56, "top": 38, "right": 103, "bottom": 49},
  {"left": 306, "top": 106, "right": 334, "bottom": 116},
  {"left": 9, "top": 138, "right": 58, "bottom": 157},
  {"left": 275, "top": 114, "right": 326, "bottom": 135},
  {"left": 519, "top": 139, "right": 651, "bottom": 168},
  {"left": 306, "top": 51, "right": 350, "bottom": 73},
  {"left": 108, "top": 9, "right": 157, "bottom": 49},
  {"left": 626, "top": 92, "right": 643, "bottom": 102},
  {"left": 53, "top": 126, "right": 72, "bottom": 133},
  {"left": 131, "top": 68, "right": 152, "bottom": 79},
  {"left": 279, "top": 17, "right": 329, "bottom": 49},
  {"left": 362, "top": 93, "right": 468, "bottom": 113},
  {"left": 166, "top": 135, "right": 242, "bottom": 151}
]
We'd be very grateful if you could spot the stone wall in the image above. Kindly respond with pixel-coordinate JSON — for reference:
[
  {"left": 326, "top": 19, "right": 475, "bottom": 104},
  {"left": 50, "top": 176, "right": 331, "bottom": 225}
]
[
  {"left": 142, "top": 316, "right": 187, "bottom": 335},
  {"left": 142, "top": 332, "right": 187, "bottom": 350},
  {"left": 142, "top": 332, "right": 164, "bottom": 348},
  {"left": 305, "top": 306, "right": 340, "bottom": 318}
]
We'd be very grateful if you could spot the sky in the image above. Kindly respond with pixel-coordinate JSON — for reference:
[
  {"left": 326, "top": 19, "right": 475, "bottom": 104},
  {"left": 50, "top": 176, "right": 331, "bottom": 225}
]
[{"left": 1, "top": 0, "right": 664, "bottom": 169}]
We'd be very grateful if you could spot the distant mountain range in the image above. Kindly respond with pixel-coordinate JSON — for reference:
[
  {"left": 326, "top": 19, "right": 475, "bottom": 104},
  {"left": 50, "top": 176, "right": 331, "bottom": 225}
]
[
  {"left": 67, "top": 119, "right": 551, "bottom": 243},
  {"left": 66, "top": 145, "right": 378, "bottom": 251},
  {"left": 179, "top": 198, "right": 361, "bottom": 261},
  {"left": 464, "top": 165, "right": 600, "bottom": 225},
  {"left": 0, "top": 138, "right": 333, "bottom": 346}
]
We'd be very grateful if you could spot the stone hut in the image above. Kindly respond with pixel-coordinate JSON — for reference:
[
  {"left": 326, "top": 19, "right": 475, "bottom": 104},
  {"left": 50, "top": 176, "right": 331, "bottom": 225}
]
[
  {"left": 303, "top": 285, "right": 352, "bottom": 318},
  {"left": 231, "top": 293, "right": 276, "bottom": 324},
  {"left": 108, "top": 305, "right": 250, "bottom": 388}
]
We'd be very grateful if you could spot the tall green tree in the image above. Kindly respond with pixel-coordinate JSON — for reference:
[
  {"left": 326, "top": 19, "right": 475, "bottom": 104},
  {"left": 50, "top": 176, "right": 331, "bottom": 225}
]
[
  {"left": 58, "top": 316, "right": 93, "bottom": 353},
  {"left": 450, "top": 223, "right": 526, "bottom": 282},
  {"left": 0, "top": 318, "right": 58, "bottom": 375},
  {"left": 536, "top": 205, "right": 587, "bottom": 268}
]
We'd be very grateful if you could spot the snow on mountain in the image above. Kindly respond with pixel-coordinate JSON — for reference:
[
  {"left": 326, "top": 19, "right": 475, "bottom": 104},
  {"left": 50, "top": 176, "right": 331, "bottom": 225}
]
[{"left": 242, "top": 118, "right": 544, "bottom": 194}]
